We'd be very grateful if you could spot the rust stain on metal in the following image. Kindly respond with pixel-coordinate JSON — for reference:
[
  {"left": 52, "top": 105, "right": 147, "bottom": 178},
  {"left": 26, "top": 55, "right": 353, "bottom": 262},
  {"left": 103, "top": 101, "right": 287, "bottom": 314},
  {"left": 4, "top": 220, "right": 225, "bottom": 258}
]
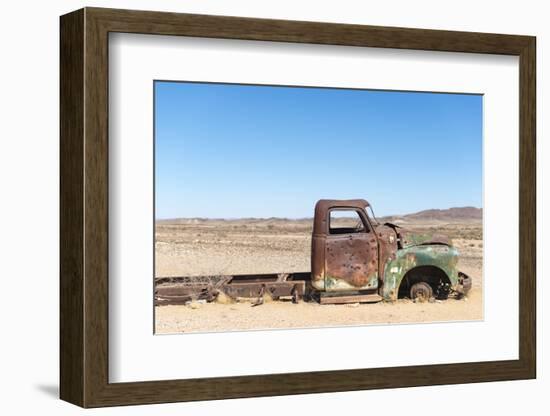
[{"left": 325, "top": 233, "right": 377, "bottom": 288}]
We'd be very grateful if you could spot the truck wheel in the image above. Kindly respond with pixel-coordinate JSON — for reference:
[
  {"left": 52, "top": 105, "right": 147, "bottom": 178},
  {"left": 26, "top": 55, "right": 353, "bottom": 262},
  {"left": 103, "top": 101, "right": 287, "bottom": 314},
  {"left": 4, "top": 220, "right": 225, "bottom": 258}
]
[{"left": 410, "top": 282, "right": 433, "bottom": 302}]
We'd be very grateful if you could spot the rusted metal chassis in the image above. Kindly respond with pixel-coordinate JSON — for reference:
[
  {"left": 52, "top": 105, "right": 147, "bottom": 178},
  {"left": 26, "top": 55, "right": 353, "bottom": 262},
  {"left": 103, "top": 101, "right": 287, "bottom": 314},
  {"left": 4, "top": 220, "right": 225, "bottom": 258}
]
[
  {"left": 155, "top": 270, "right": 472, "bottom": 306},
  {"left": 155, "top": 273, "right": 309, "bottom": 306}
]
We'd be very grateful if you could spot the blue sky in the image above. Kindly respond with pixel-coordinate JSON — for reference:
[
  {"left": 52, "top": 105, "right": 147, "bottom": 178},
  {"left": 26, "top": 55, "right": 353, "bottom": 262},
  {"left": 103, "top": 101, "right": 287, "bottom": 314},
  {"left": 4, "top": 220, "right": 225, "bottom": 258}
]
[{"left": 155, "top": 81, "right": 482, "bottom": 219}]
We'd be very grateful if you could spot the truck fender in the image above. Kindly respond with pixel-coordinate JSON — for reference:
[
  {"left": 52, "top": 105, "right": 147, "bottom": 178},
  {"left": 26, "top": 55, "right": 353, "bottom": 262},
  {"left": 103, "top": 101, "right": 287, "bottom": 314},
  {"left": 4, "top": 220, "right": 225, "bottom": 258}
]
[{"left": 381, "top": 244, "right": 459, "bottom": 301}]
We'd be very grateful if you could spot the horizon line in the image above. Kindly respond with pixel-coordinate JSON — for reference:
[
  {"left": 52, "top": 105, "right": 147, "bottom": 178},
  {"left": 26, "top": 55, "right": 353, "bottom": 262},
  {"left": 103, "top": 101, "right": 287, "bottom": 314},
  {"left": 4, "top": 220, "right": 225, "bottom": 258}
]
[{"left": 155, "top": 205, "right": 483, "bottom": 222}]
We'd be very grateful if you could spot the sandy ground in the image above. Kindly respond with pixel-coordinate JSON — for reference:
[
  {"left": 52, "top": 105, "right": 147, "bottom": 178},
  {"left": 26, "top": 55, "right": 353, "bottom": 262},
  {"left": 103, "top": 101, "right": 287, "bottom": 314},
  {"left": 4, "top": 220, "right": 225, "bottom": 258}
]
[{"left": 155, "top": 218, "right": 483, "bottom": 334}]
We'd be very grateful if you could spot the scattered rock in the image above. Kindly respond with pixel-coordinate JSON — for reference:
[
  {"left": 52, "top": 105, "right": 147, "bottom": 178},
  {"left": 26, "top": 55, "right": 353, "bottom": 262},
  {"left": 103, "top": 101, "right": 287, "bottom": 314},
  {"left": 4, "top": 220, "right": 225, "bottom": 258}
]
[{"left": 215, "top": 292, "right": 233, "bottom": 304}]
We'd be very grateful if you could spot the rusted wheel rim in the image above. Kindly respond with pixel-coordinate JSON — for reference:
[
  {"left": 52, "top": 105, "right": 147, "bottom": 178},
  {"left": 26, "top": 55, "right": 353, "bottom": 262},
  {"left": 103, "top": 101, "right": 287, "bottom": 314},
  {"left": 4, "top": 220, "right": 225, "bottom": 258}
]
[{"left": 410, "top": 282, "right": 433, "bottom": 302}]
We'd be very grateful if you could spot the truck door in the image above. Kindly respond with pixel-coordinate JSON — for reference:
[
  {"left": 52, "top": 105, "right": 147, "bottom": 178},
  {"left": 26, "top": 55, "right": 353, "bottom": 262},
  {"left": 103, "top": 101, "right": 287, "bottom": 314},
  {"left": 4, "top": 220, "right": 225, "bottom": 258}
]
[{"left": 324, "top": 208, "right": 378, "bottom": 291}]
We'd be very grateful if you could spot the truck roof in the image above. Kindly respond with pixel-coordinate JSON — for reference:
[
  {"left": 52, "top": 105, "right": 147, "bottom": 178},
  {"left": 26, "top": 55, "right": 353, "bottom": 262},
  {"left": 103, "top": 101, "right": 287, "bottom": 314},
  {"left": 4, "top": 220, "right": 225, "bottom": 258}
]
[{"left": 315, "top": 199, "right": 370, "bottom": 211}]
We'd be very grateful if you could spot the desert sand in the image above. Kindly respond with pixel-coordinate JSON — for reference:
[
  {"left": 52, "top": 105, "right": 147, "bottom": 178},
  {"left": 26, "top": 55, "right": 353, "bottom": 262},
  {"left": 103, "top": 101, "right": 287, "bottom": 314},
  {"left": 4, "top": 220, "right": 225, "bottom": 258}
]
[{"left": 154, "top": 215, "right": 483, "bottom": 334}]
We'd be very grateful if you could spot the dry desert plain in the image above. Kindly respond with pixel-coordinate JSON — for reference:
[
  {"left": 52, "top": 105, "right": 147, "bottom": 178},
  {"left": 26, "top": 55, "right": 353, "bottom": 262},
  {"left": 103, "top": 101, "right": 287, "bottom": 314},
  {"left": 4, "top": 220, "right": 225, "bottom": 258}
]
[{"left": 155, "top": 209, "right": 483, "bottom": 334}]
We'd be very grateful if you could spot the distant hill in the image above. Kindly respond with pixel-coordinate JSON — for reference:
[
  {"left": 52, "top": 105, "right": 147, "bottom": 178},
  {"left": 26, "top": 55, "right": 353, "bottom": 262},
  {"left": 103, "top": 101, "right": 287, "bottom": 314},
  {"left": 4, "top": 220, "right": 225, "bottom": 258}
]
[
  {"left": 380, "top": 207, "right": 482, "bottom": 223},
  {"left": 157, "top": 207, "right": 482, "bottom": 225}
]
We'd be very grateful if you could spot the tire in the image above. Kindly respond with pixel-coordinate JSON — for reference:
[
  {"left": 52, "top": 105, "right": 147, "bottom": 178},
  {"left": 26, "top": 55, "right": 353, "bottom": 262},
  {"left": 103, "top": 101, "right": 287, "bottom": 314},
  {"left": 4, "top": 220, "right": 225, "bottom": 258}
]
[{"left": 410, "top": 282, "right": 433, "bottom": 302}]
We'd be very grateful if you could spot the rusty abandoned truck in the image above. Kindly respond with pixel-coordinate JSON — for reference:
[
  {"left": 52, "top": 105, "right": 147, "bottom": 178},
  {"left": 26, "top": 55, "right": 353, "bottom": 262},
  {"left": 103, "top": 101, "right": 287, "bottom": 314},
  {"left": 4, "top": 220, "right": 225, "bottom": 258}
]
[{"left": 155, "top": 199, "right": 472, "bottom": 306}]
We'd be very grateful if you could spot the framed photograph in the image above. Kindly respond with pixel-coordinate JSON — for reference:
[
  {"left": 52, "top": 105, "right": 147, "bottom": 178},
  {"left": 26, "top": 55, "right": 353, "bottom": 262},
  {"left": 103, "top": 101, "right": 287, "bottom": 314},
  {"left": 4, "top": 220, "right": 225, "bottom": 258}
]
[{"left": 60, "top": 7, "right": 536, "bottom": 408}]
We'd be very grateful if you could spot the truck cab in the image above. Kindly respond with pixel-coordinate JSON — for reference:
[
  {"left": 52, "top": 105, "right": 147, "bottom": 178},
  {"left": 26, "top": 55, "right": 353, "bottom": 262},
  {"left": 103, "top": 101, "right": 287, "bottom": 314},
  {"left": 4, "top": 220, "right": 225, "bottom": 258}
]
[{"left": 311, "top": 199, "right": 471, "bottom": 302}]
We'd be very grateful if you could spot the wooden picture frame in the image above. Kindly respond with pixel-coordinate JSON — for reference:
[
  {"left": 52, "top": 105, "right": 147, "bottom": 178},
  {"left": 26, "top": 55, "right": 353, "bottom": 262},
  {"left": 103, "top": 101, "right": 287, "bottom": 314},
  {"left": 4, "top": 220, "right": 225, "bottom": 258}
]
[{"left": 60, "top": 7, "right": 536, "bottom": 408}]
